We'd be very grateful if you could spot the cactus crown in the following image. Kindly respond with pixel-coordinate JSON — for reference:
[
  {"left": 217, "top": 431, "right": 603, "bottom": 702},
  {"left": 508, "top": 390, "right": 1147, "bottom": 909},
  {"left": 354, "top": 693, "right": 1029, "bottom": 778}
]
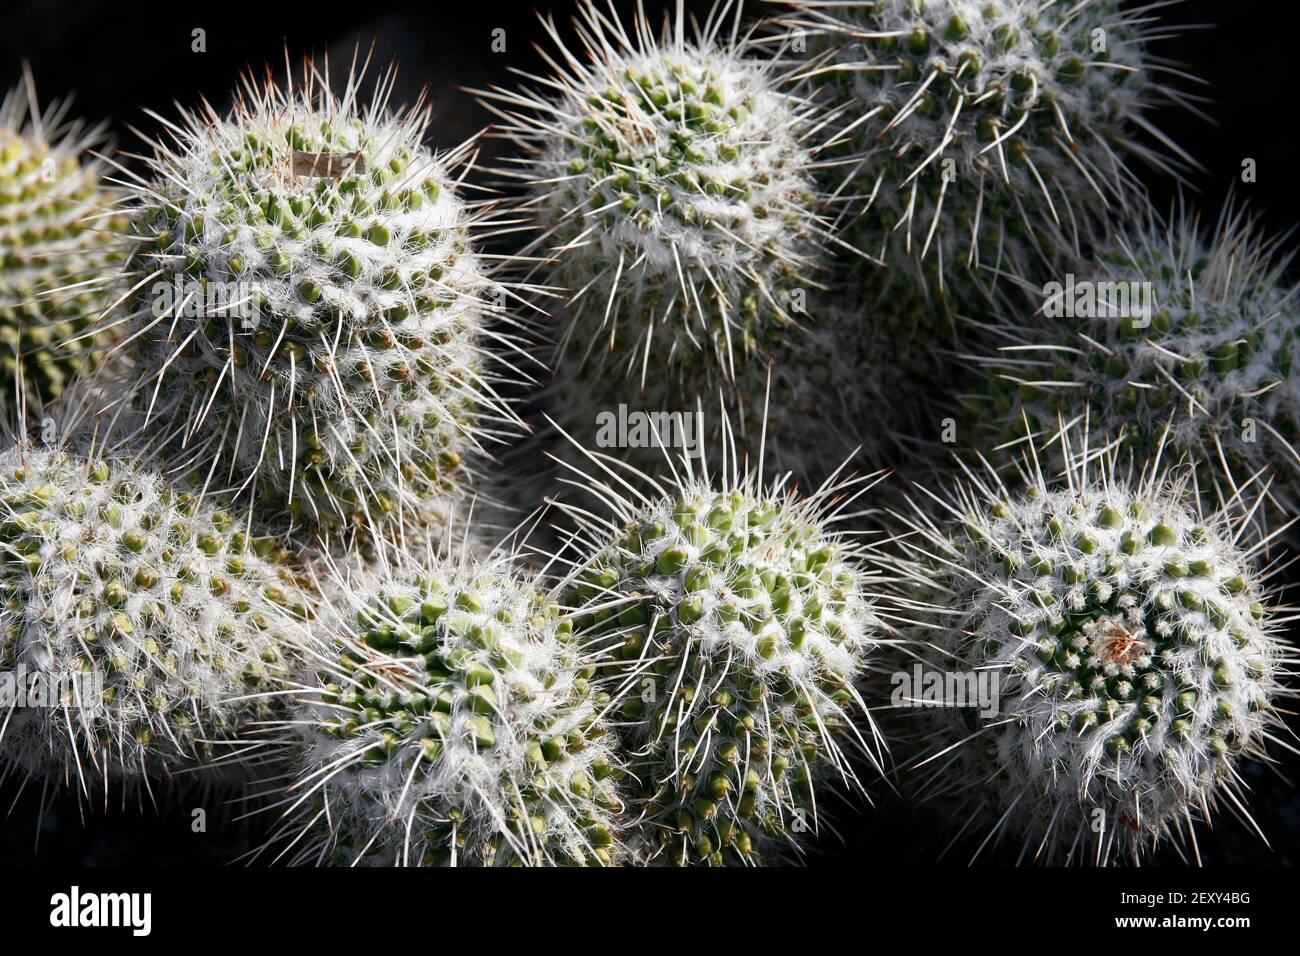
[
  {"left": 0, "top": 439, "right": 311, "bottom": 788},
  {"left": 480, "top": 0, "right": 834, "bottom": 384},
  {"left": 891, "top": 426, "right": 1288, "bottom": 863},
  {"left": 1, "top": 69, "right": 122, "bottom": 409},
  {"left": 979, "top": 202, "right": 1300, "bottom": 513},
  {"left": 780, "top": 0, "right": 1186, "bottom": 303},
  {"left": 275, "top": 541, "right": 624, "bottom": 866},
  {"left": 106, "top": 55, "right": 522, "bottom": 537},
  {"left": 558, "top": 437, "right": 884, "bottom": 865}
]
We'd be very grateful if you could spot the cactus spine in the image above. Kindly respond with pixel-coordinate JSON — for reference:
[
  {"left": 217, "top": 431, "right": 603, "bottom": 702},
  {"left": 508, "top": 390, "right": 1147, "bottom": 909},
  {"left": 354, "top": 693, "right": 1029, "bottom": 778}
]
[
  {"left": 780, "top": 0, "right": 1188, "bottom": 317},
  {"left": 481, "top": 0, "right": 836, "bottom": 386},
  {"left": 978, "top": 203, "right": 1300, "bottom": 516}
]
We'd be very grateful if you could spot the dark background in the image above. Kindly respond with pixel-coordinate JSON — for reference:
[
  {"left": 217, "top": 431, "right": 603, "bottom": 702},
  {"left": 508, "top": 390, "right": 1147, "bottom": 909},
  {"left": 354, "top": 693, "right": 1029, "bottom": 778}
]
[{"left": 1, "top": 0, "right": 1296, "bottom": 866}]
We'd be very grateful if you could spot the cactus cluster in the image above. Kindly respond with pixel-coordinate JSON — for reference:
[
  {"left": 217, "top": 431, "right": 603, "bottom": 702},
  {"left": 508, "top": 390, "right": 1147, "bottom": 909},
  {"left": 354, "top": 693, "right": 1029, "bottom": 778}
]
[
  {"left": 481, "top": 0, "right": 833, "bottom": 385},
  {"left": 2, "top": 0, "right": 1293, "bottom": 871},
  {"left": 781, "top": 0, "right": 1183, "bottom": 315},
  {"left": 110, "top": 61, "right": 517, "bottom": 537},
  {"left": 892, "top": 442, "right": 1286, "bottom": 863},
  {"left": 0, "top": 443, "right": 311, "bottom": 787},
  {"left": 563, "top": 465, "right": 881, "bottom": 865},
  {"left": 1, "top": 74, "right": 121, "bottom": 409},
  {"left": 977, "top": 205, "right": 1300, "bottom": 514},
  {"left": 276, "top": 548, "right": 624, "bottom": 866}
]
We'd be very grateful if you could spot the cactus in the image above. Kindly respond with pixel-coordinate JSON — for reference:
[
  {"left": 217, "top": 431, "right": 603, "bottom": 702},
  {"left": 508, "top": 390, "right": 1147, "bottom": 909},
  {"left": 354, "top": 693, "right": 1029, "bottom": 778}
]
[
  {"left": 562, "top": 448, "right": 883, "bottom": 865},
  {"left": 779, "top": 0, "right": 1188, "bottom": 317},
  {"left": 890, "top": 428, "right": 1287, "bottom": 863},
  {"left": 103, "top": 58, "right": 520, "bottom": 538},
  {"left": 977, "top": 203, "right": 1300, "bottom": 516},
  {"left": 272, "top": 544, "right": 624, "bottom": 866},
  {"left": 479, "top": 0, "right": 836, "bottom": 386},
  {"left": 0, "top": 443, "right": 312, "bottom": 789},
  {"left": 0, "top": 71, "right": 122, "bottom": 409}
]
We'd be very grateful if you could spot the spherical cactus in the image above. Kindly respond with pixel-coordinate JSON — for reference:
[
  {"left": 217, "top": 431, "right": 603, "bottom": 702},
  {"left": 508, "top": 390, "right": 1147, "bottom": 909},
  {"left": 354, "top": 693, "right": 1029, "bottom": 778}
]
[
  {"left": 0, "top": 444, "right": 312, "bottom": 788},
  {"left": 891, "top": 438, "right": 1288, "bottom": 863},
  {"left": 563, "top": 462, "right": 883, "bottom": 865},
  {"left": 0, "top": 73, "right": 123, "bottom": 409},
  {"left": 977, "top": 203, "right": 1300, "bottom": 514},
  {"left": 105, "top": 58, "right": 519, "bottom": 538},
  {"left": 481, "top": 0, "right": 834, "bottom": 384},
  {"left": 779, "top": 0, "right": 1187, "bottom": 315},
  {"left": 275, "top": 548, "right": 625, "bottom": 866}
]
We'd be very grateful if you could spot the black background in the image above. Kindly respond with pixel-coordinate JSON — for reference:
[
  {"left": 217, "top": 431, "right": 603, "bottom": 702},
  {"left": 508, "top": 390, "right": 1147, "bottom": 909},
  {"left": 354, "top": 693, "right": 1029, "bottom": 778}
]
[{"left": 1, "top": 0, "right": 1297, "bottom": 867}]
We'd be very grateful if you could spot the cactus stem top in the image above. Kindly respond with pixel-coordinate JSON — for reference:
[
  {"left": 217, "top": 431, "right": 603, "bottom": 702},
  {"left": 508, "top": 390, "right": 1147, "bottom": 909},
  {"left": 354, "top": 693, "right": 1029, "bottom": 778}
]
[
  {"left": 91, "top": 52, "right": 529, "bottom": 541},
  {"left": 477, "top": 0, "right": 847, "bottom": 387},
  {"left": 887, "top": 415, "right": 1293, "bottom": 864}
]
